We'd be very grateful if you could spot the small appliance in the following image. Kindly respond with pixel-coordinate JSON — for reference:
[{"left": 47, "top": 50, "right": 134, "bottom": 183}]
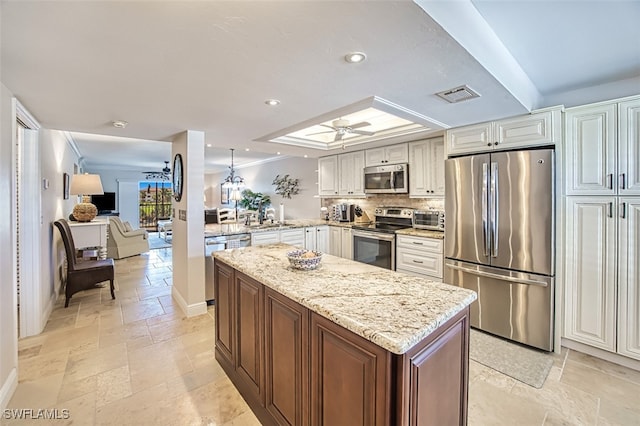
[
  {"left": 413, "top": 209, "right": 445, "bottom": 231},
  {"left": 363, "top": 163, "right": 408, "bottom": 194},
  {"left": 332, "top": 203, "right": 355, "bottom": 222}
]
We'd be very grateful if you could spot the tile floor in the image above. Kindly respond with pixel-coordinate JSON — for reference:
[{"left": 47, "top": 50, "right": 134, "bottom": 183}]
[{"left": 6, "top": 248, "right": 640, "bottom": 425}]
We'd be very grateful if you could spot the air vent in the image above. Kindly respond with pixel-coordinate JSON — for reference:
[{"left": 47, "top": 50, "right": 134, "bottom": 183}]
[{"left": 436, "top": 85, "right": 480, "bottom": 103}]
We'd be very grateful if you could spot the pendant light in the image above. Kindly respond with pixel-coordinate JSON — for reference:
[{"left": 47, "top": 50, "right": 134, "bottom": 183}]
[{"left": 222, "top": 148, "right": 245, "bottom": 189}]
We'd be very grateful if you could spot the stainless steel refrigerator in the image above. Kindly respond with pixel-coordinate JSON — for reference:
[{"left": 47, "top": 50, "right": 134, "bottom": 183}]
[{"left": 444, "top": 148, "right": 555, "bottom": 351}]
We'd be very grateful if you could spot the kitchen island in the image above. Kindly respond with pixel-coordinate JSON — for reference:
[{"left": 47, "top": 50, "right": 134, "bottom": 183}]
[{"left": 213, "top": 244, "right": 477, "bottom": 426}]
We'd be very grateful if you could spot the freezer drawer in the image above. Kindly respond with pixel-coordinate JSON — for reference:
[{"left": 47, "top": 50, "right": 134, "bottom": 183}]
[{"left": 444, "top": 259, "right": 554, "bottom": 351}]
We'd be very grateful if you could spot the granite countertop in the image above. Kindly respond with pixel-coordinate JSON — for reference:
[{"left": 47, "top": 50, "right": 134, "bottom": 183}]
[
  {"left": 204, "top": 219, "right": 361, "bottom": 237},
  {"left": 396, "top": 228, "right": 445, "bottom": 239},
  {"left": 213, "top": 244, "right": 476, "bottom": 355}
]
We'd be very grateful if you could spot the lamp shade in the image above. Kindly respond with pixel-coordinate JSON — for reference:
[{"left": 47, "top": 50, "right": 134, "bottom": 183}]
[
  {"left": 70, "top": 173, "right": 104, "bottom": 222},
  {"left": 230, "top": 189, "right": 243, "bottom": 201},
  {"left": 70, "top": 174, "right": 104, "bottom": 195}
]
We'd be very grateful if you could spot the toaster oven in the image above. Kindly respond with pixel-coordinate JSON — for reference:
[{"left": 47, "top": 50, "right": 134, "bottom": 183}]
[{"left": 413, "top": 210, "right": 445, "bottom": 231}]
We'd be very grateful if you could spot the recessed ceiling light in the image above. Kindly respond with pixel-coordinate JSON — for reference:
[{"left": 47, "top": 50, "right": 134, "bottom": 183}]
[
  {"left": 304, "top": 155, "right": 308, "bottom": 158},
  {"left": 265, "top": 99, "right": 280, "bottom": 106},
  {"left": 277, "top": 152, "right": 281, "bottom": 155},
  {"left": 206, "top": 144, "right": 212, "bottom": 147},
  {"left": 344, "top": 52, "right": 366, "bottom": 63},
  {"left": 111, "top": 120, "right": 128, "bottom": 128},
  {"left": 245, "top": 148, "right": 250, "bottom": 151}
]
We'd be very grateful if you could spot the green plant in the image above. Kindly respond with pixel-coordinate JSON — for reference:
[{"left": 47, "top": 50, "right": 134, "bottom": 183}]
[{"left": 239, "top": 189, "right": 271, "bottom": 210}]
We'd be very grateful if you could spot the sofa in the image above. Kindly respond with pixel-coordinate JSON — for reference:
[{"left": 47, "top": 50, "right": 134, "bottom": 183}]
[{"left": 107, "top": 217, "right": 149, "bottom": 259}]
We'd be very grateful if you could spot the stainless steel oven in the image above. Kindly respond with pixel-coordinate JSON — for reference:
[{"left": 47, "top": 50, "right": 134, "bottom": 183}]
[
  {"left": 352, "top": 207, "right": 413, "bottom": 270},
  {"left": 413, "top": 209, "right": 445, "bottom": 231},
  {"left": 352, "top": 230, "right": 396, "bottom": 270}
]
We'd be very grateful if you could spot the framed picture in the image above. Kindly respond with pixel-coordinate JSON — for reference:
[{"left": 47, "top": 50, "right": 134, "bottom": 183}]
[
  {"left": 63, "top": 172, "right": 70, "bottom": 200},
  {"left": 221, "top": 185, "right": 230, "bottom": 205}
]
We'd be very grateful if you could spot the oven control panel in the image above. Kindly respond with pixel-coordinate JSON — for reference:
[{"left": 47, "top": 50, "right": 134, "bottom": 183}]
[{"left": 375, "top": 207, "right": 414, "bottom": 218}]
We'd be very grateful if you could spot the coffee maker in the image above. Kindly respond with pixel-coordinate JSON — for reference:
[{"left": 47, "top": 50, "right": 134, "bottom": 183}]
[{"left": 332, "top": 204, "right": 355, "bottom": 222}]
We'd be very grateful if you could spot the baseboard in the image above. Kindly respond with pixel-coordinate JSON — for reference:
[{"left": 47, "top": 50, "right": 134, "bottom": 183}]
[
  {"left": 562, "top": 338, "right": 640, "bottom": 372},
  {"left": 0, "top": 368, "right": 18, "bottom": 410},
  {"left": 171, "top": 287, "right": 207, "bottom": 317},
  {"left": 40, "top": 291, "right": 57, "bottom": 333}
]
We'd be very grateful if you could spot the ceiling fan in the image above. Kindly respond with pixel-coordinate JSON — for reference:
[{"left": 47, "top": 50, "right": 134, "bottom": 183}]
[
  {"left": 307, "top": 118, "right": 375, "bottom": 141},
  {"left": 143, "top": 161, "right": 171, "bottom": 181}
]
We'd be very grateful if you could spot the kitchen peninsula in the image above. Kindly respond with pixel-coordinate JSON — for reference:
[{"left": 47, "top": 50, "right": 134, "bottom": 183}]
[{"left": 213, "top": 244, "right": 477, "bottom": 425}]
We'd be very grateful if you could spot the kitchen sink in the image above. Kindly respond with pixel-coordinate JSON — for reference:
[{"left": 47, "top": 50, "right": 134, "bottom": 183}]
[{"left": 247, "top": 222, "right": 287, "bottom": 229}]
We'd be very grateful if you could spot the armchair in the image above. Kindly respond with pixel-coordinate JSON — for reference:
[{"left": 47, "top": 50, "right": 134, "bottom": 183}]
[
  {"left": 54, "top": 219, "right": 115, "bottom": 307},
  {"left": 107, "top": 217, "right": 149, "bottom": 259}
]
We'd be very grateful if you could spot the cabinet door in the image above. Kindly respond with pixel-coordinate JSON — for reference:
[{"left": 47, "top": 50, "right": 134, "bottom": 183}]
[
  {"left": 315, "top": 226, "right": 329, "bottom": 253},
  {"left": 618, "top": 199, "right": 640, "bottom": 360},
  {"left": 304, "top": 227, "right": 316, "bottom": 250},
  {"left": 565, "top": 104, "right": 617, "bottom": 195},
  {"left": 564, "top": 197, "right": 617, "bottom": 352},
  {"left": 214, "top": 261, "right": 235, "bottom": 368},
  {"left": 428, "top": 137, "right": 446, "bottom": 196},
  {"left": 318, "top": 156, "right": 339, "bottom": 197},
  {"left": 310, "top": 313, "right": 389, "bottom": 426},
  {"left": 364, "top": 147, "right": 386, "bottom": 166},
  {"left": 385, "top": 143, "right": 408, "bottom": 164},
  {"left": 265, "top": 289, "right": 310, "bottom": 425},
  {"left": 495, "top": 110, "right": 558, "bottom": 150},
  {"left": 341, "top": 227, "right": 353, "bottom": 260},
  {"left": 328, "top": 226, "right": 342, "bottom": 257},
  {"left": 408, "top": 140, "right": 429, "bottom": 196},
  {"left": 445, "top": 122, "right": 493, "bottom": 156},
  {"left": 338, "top": 152, "right": 365, "bottom": 196},
  {"left": 251, "top": 230, "right": 280, "bottom": 246},
  {"left": 350, "top": 151, "right": 365, "bottom": 196},
  {"left": 235, "top": 272, "right": 264, "bottom": 401},
  {"left": 619, "top": 98, "right": 640, "bottom": 195},
  {"left": 280, "top": 228, "right": 305, "bottom": 248}
]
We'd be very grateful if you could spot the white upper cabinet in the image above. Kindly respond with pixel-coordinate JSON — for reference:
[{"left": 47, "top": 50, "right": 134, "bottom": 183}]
[
  {"left": 337, "top": 151, "right": 365, "bottom": 197},
  {"left": 446, "top": 109, "right": 561, "bottom": 157},
  {"left": 565, "top": 103, "right": 617, "bottom": 195},
  {"left": 364, "top": 143, "right": 408, "bottom": 166},
  {"left": 409, "top": 137, "right": 445, "bottom": 197},
  {"left": 618, "top": 199, "right": 640, "bottom": 360},
  {"left": 565, "top": 97, "right": 640, "bottom": 196},
  {"left": 618, "top": 98, "right": 640, "bottom": 195},
  {"left": 318, "top": 155, "right": 339, "bottom": 197}
]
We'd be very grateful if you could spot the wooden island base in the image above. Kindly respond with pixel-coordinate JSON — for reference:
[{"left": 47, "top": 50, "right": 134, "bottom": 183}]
[{"left": 214, "top": 260, "right": 470, "bottom": 426}]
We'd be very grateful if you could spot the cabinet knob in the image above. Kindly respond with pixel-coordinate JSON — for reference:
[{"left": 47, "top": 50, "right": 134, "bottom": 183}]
[
  {"left": 494, "top": 141, "right": 499, "bottom": 146},
  {"left": 487, "top": 143, "right": 492, "bottom": 147}
]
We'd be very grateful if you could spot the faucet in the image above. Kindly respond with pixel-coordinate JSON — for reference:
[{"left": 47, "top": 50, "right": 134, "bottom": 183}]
[{"left": 244, "top": 213, "right": 251, "bottom": 226}]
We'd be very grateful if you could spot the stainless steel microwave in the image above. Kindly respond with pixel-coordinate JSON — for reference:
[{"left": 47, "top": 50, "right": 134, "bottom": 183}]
[
  {"left": 363, "top": 163, "right": 408, "bottom": 194},
  {"left": 413, "top": 209, "right": 445, "bottom": 231}
]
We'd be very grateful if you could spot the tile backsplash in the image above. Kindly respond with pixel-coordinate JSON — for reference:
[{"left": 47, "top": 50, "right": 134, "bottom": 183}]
[{"left": 321, "top": 195, "right": 444, "bottom": 220}]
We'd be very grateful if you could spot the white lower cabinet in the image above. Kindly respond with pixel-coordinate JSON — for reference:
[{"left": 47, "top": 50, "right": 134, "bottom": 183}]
[
  {"left": 564, "top": 197, "right": 640, "bottom": 360},
  {"left": 251, "top": 230, "right": 281, "bottom": 246},
  {"left": 328, "top": 226, "right": 353, "bottom": 259},
  {"left": 395, "top": 235, "right": 443, "bottom": 281},
  {"left": 279, "top": 228, "right": 305, "bottom": 248},
  {"left": 304, "top": 226, "right": 328, "bottom": 252}
]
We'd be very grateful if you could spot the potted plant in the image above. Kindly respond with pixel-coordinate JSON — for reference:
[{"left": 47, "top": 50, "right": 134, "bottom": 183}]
[{"left": 239, "top": 189, "right": 271, "bottom": 210}]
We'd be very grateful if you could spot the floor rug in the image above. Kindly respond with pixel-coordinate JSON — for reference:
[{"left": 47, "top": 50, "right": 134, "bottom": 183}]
[
  {"left": 469, "top": 329, "right": 553, "bottom": 388},
  {"left": 147, "top": 232, "right": 172, "bottom": 250}
]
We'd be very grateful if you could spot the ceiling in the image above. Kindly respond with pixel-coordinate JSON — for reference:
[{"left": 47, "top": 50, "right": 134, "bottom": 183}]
[{"left": 2, "top": 1, "right": 638, "bottom": 173}]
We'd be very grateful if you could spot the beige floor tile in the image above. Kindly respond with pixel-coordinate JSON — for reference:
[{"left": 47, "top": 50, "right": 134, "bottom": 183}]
[
  {"left": 63, "top": 342, "right": 128, "bottom": 383},
  {"left": 57, "top": 374, "right": 97, "bottom": 404},
  {"left": 567, "top": 350, "right": 640, "bottom": 386},
  {"left": 468, "top": 379, "right": 548, "bottom": 425},
  {"left": 121, "top": 298, "right": 165, "bottom": 324},
  {"left": 94, "top": 383, "right": 170, "bottom": 426},
  {"left": 598, "top": 398, "right": 640, "bottom": 426},
  {"left": 136, "top": 285, "right": 171, "bottom": 301},
  {"left": 95, "top": 366, "right": 132, "bottom": 408},
  {"left": 148, "top": 313, "right": 213, "bottom": 343},
  {"left": 18, "top": 348, "right": 70, "bottom": 382},
  {"left": 222, "top": 410, "right": 262, "bottom": 426},
  {"left": 8, "top": 373, "right": 65, "bottom": 410},
  {"left": 56, "top": 391, "right": 97, "bottom": 426}
]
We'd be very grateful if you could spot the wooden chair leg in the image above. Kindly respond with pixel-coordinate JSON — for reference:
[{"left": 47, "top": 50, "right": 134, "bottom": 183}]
[
  {"left": 110, "top": 279, "right": 115, "bottom": 300},
  {"left": 65, "top": 296, "right": 70, "bottom": 308}
]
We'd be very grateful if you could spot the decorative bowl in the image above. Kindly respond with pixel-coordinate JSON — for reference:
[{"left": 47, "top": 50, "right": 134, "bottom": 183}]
[{"left": 286, "top": 249, "right": 322, "bottom": 270}]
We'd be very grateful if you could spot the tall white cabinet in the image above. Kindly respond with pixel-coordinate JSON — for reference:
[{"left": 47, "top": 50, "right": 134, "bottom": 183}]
[
  {"left": 408, "top": 137, "right": 445, "bottom": 197},
  {"left": 563, "top": 96, "right": 640, "bottom": 361}
]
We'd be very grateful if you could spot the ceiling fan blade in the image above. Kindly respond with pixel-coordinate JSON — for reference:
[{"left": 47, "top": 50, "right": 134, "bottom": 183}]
[
  {"left": 352, "top": 130, "right": 375, "bottom": 136},
  {"left": 320, "top": 124, "right": 337, "bottom": 130},
  {"left": 349, "top": 121, "right": 372, "bottom": 129},
  {"left": 334, "top": 132, "right": 344, "bottom": 141},
  {"left": 306, "top": 130, "right": 335, "bottom": 136}
]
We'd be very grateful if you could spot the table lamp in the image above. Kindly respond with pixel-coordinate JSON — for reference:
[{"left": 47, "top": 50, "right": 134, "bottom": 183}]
[
  {"left": 230, "top": 188, "right": 243, "bottom": 222},
  {"left": 70, "top": 173, "right": 104, "bottom": 222}
]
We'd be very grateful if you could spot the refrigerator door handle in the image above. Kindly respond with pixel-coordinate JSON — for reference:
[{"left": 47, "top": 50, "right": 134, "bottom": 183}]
[
  {"left": 482, "top": 163, "right": 490, "bottom": 257},
  {"left": 446, "top": 263, "right": 549, "bottom": 287},
  {"left": 490, "top": 162, "right": 499, "bottom": 257}
]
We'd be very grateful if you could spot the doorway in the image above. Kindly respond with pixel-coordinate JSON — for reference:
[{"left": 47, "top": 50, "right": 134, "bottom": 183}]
[{"left": 139, "top": 181, "right": 172, "bottom": 231}]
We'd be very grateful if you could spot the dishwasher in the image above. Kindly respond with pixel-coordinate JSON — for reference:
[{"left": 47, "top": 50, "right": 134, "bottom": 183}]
[{"left": 205, "top": 233, "right": 251, "bottom": 302}]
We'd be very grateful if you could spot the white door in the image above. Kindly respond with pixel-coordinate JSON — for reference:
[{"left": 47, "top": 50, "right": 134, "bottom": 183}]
[
  {"left": 565, "top": 104, "right": 617, "bottom": 195},
  {"left": 618, "top": 98, "right": 640, "bottom": 195},
  {"left": 618, "top": 198, "right": 640, "bottom": 360},
  {"left": 563, "top": 197, "right": 617, "bottom": 352},
  {"left": 117, "top": 180, "right": 140, "bottom": 228}
]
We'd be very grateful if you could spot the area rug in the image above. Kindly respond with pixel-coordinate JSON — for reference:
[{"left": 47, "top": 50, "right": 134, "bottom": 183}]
[
  {"left": 147, "top": 232, "right": 172, "bottom": 250},
  {"left": 469, "top": 329, "right": 553, "bottom": 389}
]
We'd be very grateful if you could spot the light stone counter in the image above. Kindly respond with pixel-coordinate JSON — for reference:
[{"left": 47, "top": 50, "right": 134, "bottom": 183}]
[
  {"left": 204, "top": 219, "right": 335, "bottom": 237},
  {"left": 213, "top": 243, "right": 476, "bottom": 354},
  {"left": 395, "top": 228, "right": 445, "bottom": 239}
]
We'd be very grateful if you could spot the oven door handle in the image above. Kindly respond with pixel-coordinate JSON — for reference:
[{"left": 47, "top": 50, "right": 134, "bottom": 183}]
[{"left": 352, "top": 230, "right": 396, "bottom": 241}]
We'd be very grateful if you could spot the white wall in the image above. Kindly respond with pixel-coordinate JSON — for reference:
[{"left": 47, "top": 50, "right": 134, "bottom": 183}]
[
  {"left": 39, "top": 129, "right": 82, "bottom": 320},
  {"left": 205, "top": 156, "right": 321, "bottom": 220},
  {"left": 0, "top": 83, "right": 18, "bottom": 409}
]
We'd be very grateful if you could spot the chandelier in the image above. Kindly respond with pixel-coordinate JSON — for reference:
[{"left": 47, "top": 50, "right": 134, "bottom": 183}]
[
  {"left": 143, "top": 161, "right": 171, "bottom": 181},
  {"left": 222, "top": 148, "right": 245, "bottom": 189}
]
